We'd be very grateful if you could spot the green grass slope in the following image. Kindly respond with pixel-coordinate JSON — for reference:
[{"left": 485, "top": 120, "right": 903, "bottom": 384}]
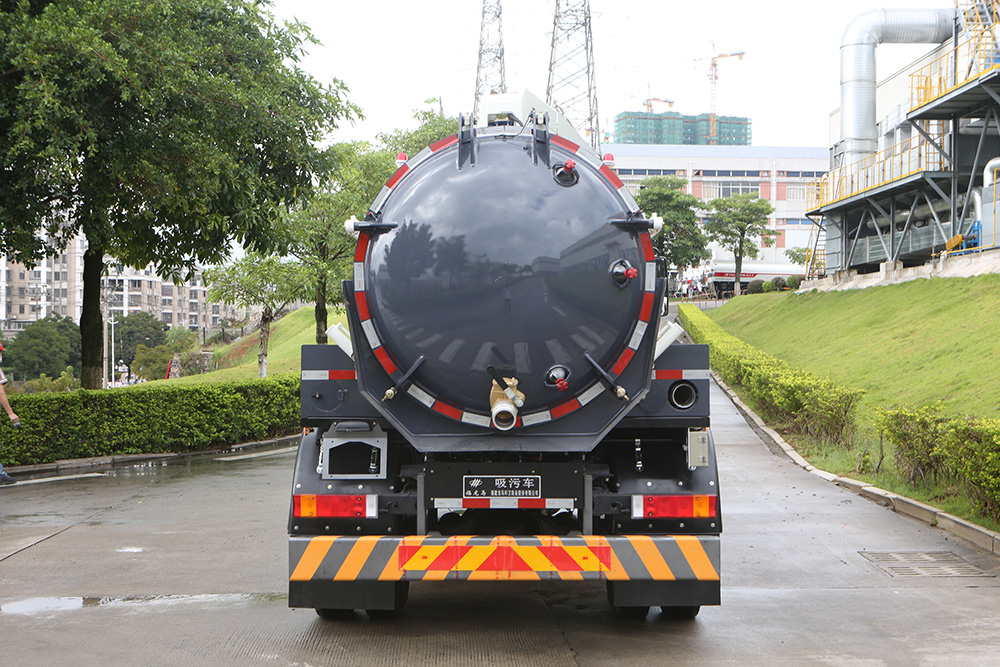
[
  {"left": 170, "top": 307, "right": 348, "bottom": 384},
  {"left": 706, "top": 274, "right": 1000, "bottom": 419}
]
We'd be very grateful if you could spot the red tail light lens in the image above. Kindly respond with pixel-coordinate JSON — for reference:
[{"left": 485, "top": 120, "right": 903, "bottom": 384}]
[
  {"left": 632, "top": 494, "right": 717, "bottom": 519},
  {"left": 293, "top": 494, "right": 378, "bottom": 519}
]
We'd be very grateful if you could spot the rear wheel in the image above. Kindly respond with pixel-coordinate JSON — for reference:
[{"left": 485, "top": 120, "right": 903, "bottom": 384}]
[{"left": 660, "top": 605, "right": 700, "bottom": 619}]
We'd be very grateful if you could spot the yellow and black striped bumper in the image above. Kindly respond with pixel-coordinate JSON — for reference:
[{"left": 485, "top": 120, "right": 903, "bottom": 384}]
[{"left": 289, "top": 534, "right": 720, "bottom": 582}]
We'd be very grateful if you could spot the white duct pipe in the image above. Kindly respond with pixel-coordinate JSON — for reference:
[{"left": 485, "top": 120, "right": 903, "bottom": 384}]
[
  {"left": 984, "top": 157, "right": 1000, "bottom": 188},
  {"left": 654, "top": 321, "right": 685, "bottom": 361},
  {"left": 325, "top": 322, "right": 354, "bottom": 358},
  {"left": 841, "top": 8, "right": 954, "bottom": 166}
]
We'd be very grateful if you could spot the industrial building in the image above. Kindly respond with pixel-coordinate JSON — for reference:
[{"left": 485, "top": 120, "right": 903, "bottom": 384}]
[
  {"left": 1, "top": 233, "right": 245, "bottom": 341},
  {"left": 807, "top": 2, "right": 1000, "bottom": 280},
  {"left": 613, "top": 111, "right": 752, "bottom": 146},
  {"left": 604, "top": 143, "right": 828, "bottom": 289}
]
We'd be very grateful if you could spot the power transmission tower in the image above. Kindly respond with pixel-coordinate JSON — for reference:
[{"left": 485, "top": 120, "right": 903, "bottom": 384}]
[
  {"left": 546, "top": 0, "right": 601, "bottom": 151},
  {"left": 473, "top": 0, "right": 507, "bottom": 123}
]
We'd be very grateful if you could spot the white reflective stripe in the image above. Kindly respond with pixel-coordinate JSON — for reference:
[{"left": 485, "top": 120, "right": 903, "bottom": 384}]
[
  {"left": 353, "top": 262, "right": 365, "bottom": 291},
  {"left": 461, "top": 412, "right": 492, "bottom": 428},
  {"left": 301, "top": 371, "right": 329, "bottom": 381},
  {"left": 645, "top": 264, "right": 656, "bottom": 291},
  {"left": 370, "top": 185, "right": 392, "bottom": 213},
  {"left": 487, "top": 497, "right": 520, "bottom": 509},
  {"left": 365, "top": 494, "right": 379, "bottom": 519},
  {"left": 631, "top": 494, "right": 644, "bottom": 520},
  {"left": 411, "top": 146, "right": 433, "bottom": 163},
  {"left": 433, "top": 498, "right": 465, "bottom": 509},
  {"left": 545, "top": 498, "right": 576, "bottom": 509},
  {"left": 578, "top": 383, "right": 604, "bottom": 406},
  {"left": 684, "top": 370, "right": 712, "bottom": 380},
  {"left": 407, "top": 384, "right": 435, "bottom": 407},
  {"left": 361, "top": 319, "right": 380, "bottom": 349},
  {"left": 520, "top": 411, "right": 551, "bottom": 426},
  {"left": 628, "top": 320, "right": 648, "bottom": 349}
]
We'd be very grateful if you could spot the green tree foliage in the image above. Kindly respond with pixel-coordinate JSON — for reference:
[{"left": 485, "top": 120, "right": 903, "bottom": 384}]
[
  {"left": 703, "top": 193, "right": 776, "bottom": 296},
  {"left": 278, "top": 142, "right": 395, "bottom": 344},
  {"left": 378, "top": 100, "right": 458, "bottom": 158},
  {"left": 18, "top": 366, "right": 79, "bottom": 393},
  {"left": 634, "top": 175, "right": 709, "bottom": 270},
  {"left": 0, "top": 0, "right": 358, "bottom": 389},
  {"left": 133, "top": 344, "right": 174, "bottom": 382},
  {"left": 115, "top": 311, "right": 168, "bottom": 380},
  {"left": 4, "top": 317, "right": 71, "bottom": 380},
  {"left": 784, "top": 246, "right": 810, "bottom": 267},
  {"left": 205, "top": 254, "right": 308, "bottom": 378}
]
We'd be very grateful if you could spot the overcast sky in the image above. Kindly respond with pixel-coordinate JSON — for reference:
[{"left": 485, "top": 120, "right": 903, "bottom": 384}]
[{"left": 270, "top": 0, "right": 954, "bottom": 148}]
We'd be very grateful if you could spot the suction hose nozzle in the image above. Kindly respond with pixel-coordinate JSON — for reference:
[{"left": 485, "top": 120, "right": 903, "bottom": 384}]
[{"left": 489, "top": 377, "right": 525, "bottom": 431}]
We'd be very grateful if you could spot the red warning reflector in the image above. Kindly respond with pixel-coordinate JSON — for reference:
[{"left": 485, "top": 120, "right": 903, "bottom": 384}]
[{"left": 631, "top": 494, "right": 717, "bottom": 519}]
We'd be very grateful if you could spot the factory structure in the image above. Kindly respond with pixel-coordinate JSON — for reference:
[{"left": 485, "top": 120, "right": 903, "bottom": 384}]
[{"left": 807, "top": 2, "right": 1000, "bottom": 281}]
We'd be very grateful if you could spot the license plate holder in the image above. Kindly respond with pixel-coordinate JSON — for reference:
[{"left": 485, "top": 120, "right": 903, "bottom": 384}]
[{"left": 463, "top": 474, "right": 542, "bottom": 499}]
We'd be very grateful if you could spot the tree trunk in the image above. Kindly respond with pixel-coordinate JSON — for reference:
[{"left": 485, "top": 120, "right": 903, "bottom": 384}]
[
  {"left": 314, "top": 275, "right": 328, "bottom": 344},
  {"left": 258, "top": 307, "right": 271, "bottom": 378},
  {"left": 80, "top": 245, "right": 105, "bottom": 389},
  {"left": 733, "top": 252, "right": 743, "bottom": 297}
]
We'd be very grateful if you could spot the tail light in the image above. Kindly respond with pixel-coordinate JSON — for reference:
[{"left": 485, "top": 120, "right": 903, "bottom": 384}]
[
  {"left": 293, "top": 494, "right": 378, "bottom": 519},
  {"left": 632, "top": 494, "right": 717, "bottom": 519}
]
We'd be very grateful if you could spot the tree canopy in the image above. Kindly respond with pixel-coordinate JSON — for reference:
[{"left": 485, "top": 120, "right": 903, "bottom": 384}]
[
  {"left": 0, "top": 0, "right": 358, "bottom": 387},
  {"left": 634, "top": 175, "right": 710, "bottom": 271},
  {"left": 2, "top": 316, "right": 72, "bottom": 380},
  {"left": 704, "top": 193, "right": 776, "bottom": 296},
  {"left": 205, "top": 254, "right": 308, "bottom": 378},
  {"left": 114, "top": 311, "right": 168, "bottom": 379}
]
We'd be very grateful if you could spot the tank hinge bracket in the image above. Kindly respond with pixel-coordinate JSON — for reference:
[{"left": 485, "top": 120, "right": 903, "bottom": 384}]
[
  {"left": 532, "top": 111, "right": 551, "bottom": 167},
  {"left": 383, "top": 355, "right": 426, "bottom": 401},
  {"left": 583, "top": 352, "right": 628, "bottom": 401},
  {"left": 353, "top": 211, "right": 398, "bottom": 236},
  {"left": 458, "top": 113, "right": 477, "bottom": 170}
]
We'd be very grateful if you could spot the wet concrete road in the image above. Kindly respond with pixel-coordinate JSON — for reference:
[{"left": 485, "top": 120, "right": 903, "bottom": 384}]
[{"left": 2, "top": 384, "right": 1000, "bottom": 666}]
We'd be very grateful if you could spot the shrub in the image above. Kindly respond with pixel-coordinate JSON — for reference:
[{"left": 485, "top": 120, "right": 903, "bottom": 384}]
[
  {"left": 937, "top": 417, "right": 1000, "bottom": 522},
  {"left": 762, "top": 281, "right": 775, "bottom": 293},
  {"left": 771, "top": 277, "right": 786, "bottom": 290},
  {"left": 747, "top": 279, "right": 764, "bottom": 294},
  {"left": 786, "top": 275, "right": 801, "bottom": 290},
  {"left": 0, "top": 373, "right": 299, "bottom": 467},
  {"left": 679, "top": 304, "right": 864, "bottom": 442},
  {"left": 874, "top": 404, "right": 948, "bottom": 483}
]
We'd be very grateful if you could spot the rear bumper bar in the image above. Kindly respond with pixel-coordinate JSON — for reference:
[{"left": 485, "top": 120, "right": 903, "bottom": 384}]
[{"left": 289, "top": 534, "right": 720, "bottom": 583}]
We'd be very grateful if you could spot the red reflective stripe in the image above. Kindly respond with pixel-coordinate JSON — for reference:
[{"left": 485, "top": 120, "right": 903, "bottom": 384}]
[
  {"left": 601, "top": 163, "right": 625, "bottom": 190},
  {"left": 430, "top": 135, "right": 458, "bottom": 152},
  {"left": 551, "top": 135, "right": 579, "bottom": 153},
  {"left": 354, "top": 234, "right": 370, "bottom": 262},
  {"left": 373, "top": 346, "right": 398, "bottom": 375},
  {"left": 611, "top": 348, "right": 635, "bottom": 376},
  {"left": 655, "top": 369, "right": 683, "bottom": 380},
  {"left": 329, "top": 370, "right": 356, "bottom": 380},
  {"left": 640, "top": 232, "right": 654, "bottom": 260},
  {"left": 385, "top": 163, "right": 409, "bottom": 189},
  {"left": 433, "top": 400, "right": 463, "bottom": 421},
  {"left": 639, "top": 292, "right": 655, "bottom": 321},
  {"left": 464, "top": 498, "right": 490, "bottom": 509},
  {"left": 550, "top": 399, "right": 581, "bottom": 419},
  {"left": 517, "top": 498, "right": 546, "bottom": 509},
  {"left": 355, "top": 291, "right": 370, "bottom": 320}
]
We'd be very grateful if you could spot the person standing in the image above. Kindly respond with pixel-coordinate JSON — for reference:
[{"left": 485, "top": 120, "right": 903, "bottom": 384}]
[{"left": 0, "top": 341, "right": 20, "bottom": 485}]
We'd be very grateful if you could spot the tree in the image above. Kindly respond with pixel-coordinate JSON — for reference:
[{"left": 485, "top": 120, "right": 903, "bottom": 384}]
[
  {"left": 47, "top": 315, "right": 81, "bottom": 377},
  {"left": 378, "top": 100, "right": 458, "bottom": 158},
  {"left": 133, "top": 344, "right": 174, "bottom": 382},
  {"left": 0, "top": 0, "right": 358, "bottom": 388},
  {"left": 205, "top": 254, "right": 308, "bottom": 378},
  {"left": 785, "top": 246, "right": 811, "bottom": 267},
  {"left": 703, "top": 193, "right": 776, "bottom": 296},
  {"left": 115, "top": 311, "right": 168, "bottom": 382},
  {"left": 634, "top": 175, "right": 710, "bottom": 271},
  {"left": 278, "top": 142, "right": 395, "bottom": 344},
  {"left": 4, "top": 318, "right": 70, "bottom": 380}
]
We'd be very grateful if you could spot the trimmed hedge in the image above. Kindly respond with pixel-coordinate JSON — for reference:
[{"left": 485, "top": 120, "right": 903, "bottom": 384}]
[
  {"left": 0, "top": 373, "right": 299, "bottom": 467},
  {"left": 679, "top": 304, "right": 864, "bottom": 441},
  {"left": 877, "top": 405, "right": 1000, "bottom": 521}
]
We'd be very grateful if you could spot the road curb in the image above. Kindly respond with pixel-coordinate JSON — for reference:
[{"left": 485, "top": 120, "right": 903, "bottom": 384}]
[
  {"left": 5, "top": 433, "right": 301, "bottom": 478},
  {"left": 712, "top": 372, "right": 1000, "bottom": 557}
]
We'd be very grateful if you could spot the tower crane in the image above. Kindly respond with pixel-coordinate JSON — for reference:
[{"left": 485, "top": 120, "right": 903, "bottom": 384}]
[
  {"left": 699, "top": 42, "right": 744, "bottom": 145},
  {"left": 643, "top": 97, "right": 675, "bottom": 112}
]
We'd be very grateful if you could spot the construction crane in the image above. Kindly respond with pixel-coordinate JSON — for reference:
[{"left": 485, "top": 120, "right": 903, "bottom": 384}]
[
  {"left": 643, "top": 97, "right": 674, "bottom": 112},
  {"left": 700, "top": 42, "right": 744, "bottom": 145}
]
